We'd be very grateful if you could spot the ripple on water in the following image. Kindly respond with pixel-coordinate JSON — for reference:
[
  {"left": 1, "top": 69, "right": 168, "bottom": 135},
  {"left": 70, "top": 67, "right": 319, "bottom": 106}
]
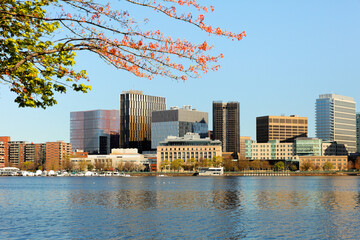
[{"left": 0, "top": 176, "right": 360, "bottom": 239}]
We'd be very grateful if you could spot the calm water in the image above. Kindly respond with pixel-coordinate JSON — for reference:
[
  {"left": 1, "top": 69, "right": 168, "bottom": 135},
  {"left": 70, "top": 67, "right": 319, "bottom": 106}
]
[{"left": 1, "top": 176, "right": 360, "bottom": 239}]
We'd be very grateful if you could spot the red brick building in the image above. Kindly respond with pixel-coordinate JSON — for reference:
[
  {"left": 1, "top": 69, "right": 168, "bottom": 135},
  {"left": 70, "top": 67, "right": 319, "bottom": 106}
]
[{"left": 45, "top": 141, "right": 71, "bottom": 171}]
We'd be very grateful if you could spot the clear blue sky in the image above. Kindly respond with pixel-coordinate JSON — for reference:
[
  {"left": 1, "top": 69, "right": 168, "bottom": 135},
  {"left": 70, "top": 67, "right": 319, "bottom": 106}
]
[{"left": 1, "top": 0, "right": 360, "bottom": 143}]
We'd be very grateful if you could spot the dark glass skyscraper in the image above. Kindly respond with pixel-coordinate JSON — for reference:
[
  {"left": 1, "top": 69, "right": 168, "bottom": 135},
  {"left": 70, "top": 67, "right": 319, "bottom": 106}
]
[
  {"left": 212, "top": 101, "right": 240, "bottom": 153},
  {"left": 120, "top": 90, "right": 166, "bottom": 153},
  {"left": 70, "top": 110, "right": 120, "bottom": 154}
]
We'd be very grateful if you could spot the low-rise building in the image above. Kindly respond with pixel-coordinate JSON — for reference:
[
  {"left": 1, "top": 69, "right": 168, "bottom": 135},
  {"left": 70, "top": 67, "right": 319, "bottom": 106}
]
[
  {"left": 71, "top": 148, "right": 151, "bottom": 170},
  {"left": 245, "top": 140, "right": 297, "bottom": 161},
  {"left": 299, "top": 156, "right": 348, "bottom": 171},
  {"left": 156, "top": 133, "right": 222, "bottom": 171}
]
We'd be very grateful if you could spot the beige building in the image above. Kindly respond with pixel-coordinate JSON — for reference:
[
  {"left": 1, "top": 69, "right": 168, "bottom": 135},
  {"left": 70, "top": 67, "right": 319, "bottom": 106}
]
[
  {"left": 240, "top": 136, "right": 251, "bottom": 157},
  {"left": 71, "top": 148, "right": 152, "bottom": 170},
  {"left": 156, "top": 133, "right": 222, "bottom": 171},
  {"left": 299, "top": 156, "right": 348, "bottom": 170},
  {"left": 245, "top": 140, "right": 298, "bottom": 161},
  {"left": 256, "top": 115, "right": 308, "bottom": 143}
]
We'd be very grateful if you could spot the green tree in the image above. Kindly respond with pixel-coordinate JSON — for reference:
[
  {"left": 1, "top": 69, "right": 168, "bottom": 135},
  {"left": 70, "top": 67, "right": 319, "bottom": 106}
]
[
  {"left": 212, "top": 156, "right": 223, "bottom": 168},
  {"left": 62, "top": 155, "right": 74, "bottom": 172},
  {"left": 78, "top": 159, "right": 87, "bottom": 172},
  {"left": 21, "top": 161, "right": 34, "bottom": 171},
  {"left": 160, "top": 160, "right": 170, "bottom": 172},
  {"left": 87, "top": 163, "right": 94, "bottom": 171},
  {"left": 1, "top": 0, "right": 245, "bottom": 108},
  {"left": 323, "top": 162, "right": 334, "bottom": 171},
  {"left": 170, "top": 159, "right": 183, "bottom": 172},
  {"left": 274, "top": 161, "right": 285, "bottom": 171}
]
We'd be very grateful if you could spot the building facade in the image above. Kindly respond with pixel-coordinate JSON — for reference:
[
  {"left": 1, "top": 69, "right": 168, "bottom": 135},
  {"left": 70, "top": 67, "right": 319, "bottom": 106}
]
[
  {"left": 212, "top": 101, "right": 240, "bottom": 153},
  {"left": 120, "top": 90, "right": 166, "bottom": 153},
  {"left": 357, "top": 113, "right": 360, "bottom": 153},
  {"left": 45, "top": 141, "right": 71, "bottom": 171},
  {"left": 70, "top": 148, "right": 152, "bottom": 170},
  {"left": 295, "top": 138, "right": 322, "bottom": 156},
  {"left": 316, "top": 94, "right": 356, "bottom": 153},
  {"left": 156, "top": 133, "right": 222, "bottom": 170},
  {"left": 151, "top": 106, "right": 208, "bottom": 149},
  {"left": 256, "top": 115, "right": 308, "bottom": 143},
  {"left": 70, "top": 109, "right": 120, "bottom": 154},
  {"left": 8, "top": 141, "right": 26, "bottom": 167},
  {"left": 245, "top": 140, "right": 297, "bottom": 161},
  {"left": 299, "top": 156, "right": 348, "bottom": 171},
  {"left": 0, "top": 136, "right": 10, "bottom": 167},
  {"left": 240, "top": 136, "right": 251, "bottom": 158}
]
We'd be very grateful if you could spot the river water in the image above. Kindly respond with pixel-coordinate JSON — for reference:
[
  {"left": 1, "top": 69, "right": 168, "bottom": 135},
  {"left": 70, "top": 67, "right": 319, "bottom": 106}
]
[{"left": 0, "top": 176, "right": 359, "bottom": 239}]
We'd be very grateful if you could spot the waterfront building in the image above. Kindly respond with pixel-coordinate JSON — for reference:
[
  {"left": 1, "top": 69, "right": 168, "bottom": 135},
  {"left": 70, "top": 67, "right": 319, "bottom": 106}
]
[
  {"left": 299, "top": 156, "right": 348, "bottom": 171},
  {"left": 256, "top": 115, "right": 308, "bottom": 143},
  {"left": 24, "top": 143, "right": 46, "bottom": 166},
  {"left": 240, "top": 136, "right": 251, "bottom": 158},
  {"left": 120, "top": 90, "right": 166, "bottom": 153},
  {"left": 70, "top": 109, "right": 120, "bottom": 154},
  {"left": 151, "top": 105, "right": 208, "bottom": 149},
  {"left": 322, "top": 142, "right": 348, "bottom": 156},
  {"left": 295, "top": 138, "right": 322, "bottom": 156},
  {"left": 70, "top": 148, "right": 152, "bottom": 171},
  {"left": 244, "top": 140, "right": 297, "bottom": 161},
  {"left": 45, "top": 141, "right": 71, "bottom": 171},
  {"left": 8, "top": 141, "right": 26, "bottom": 167},
  {"left": 0, "top": 136, "right": 10, "bottom": 168},
  {"left": 357, "top": 113, "right": 360, "bottom": 152},
  {"left": 156, "top": 133, "right": 222, "bottom": 171},
  {"left": 316, "top": 94, "right": 356, "bottom": 153},
  {"left": 212, "top": 101, "right": 240, "bottom": 153}
]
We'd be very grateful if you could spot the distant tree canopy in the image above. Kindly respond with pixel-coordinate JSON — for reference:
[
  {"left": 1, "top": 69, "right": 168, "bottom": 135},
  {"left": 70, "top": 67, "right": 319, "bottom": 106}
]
[{"left": 0, "top": 0, "right": 246, "bottom": 108}]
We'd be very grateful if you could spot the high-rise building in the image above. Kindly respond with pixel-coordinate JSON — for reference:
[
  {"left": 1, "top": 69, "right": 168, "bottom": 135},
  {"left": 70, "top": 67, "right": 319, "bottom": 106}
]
[
  {"left": 256, "top": 115, "right": 308, "bottom": 143},
  {"left": 45, "top": 141, "right": 71, "bottom": 171},
  {"left": 357, "top": 113, "right": 360, "bottom": 153},
  {"left": 212, "top": 101, "right": 240, "bottom": 153},
  {"left": 70, "top": 109, "right": 120, "bottom": 154},
  {"left": 120, "top": 90, "right": 166, "bottom": 153},
  {"left": 316, "top": 94, "right": 356, "bottom": 153},
  {"left": 151, "top": 105, "right": 208, "bottom": 149}
]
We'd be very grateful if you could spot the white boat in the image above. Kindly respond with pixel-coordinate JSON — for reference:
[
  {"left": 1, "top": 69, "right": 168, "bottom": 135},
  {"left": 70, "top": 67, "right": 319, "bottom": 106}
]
[
  {"left": 35, "top": 170, "right": 42, "bottom": 176},
  {"left": 84, "top": 171, "right": 94, "bottom": 176},
  {"left": 48, "top": 170, "right": 56, "bottom": 176}
]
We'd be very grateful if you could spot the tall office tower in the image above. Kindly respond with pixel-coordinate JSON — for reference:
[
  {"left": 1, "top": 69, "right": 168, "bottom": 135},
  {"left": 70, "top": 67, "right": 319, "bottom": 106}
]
[
  {"left": 212, "top": 101, "right": 240, "bottom": 153},
  {"left": 256, "top": 115, "right": 308, "bottom": 143},
  {"left": 239, "top": 136, "right": 251, "bottom": 158},
  {"left": 120, "top": 90, "right": 166, "bottom": 153},
  {"left": 316, "top": 94, "right": 356, "bottom": 153},
  {"left": 45, "top": 141, "right": 71, "bottom": 171},
  {"left": 70, "top": 110, "right": 120, "bottom": 154},
  {"left": 357, "top": 113, "right": 360, "bottom": 153},
  {"left": 151, "top": 105, "right": 208, "bottom": 149},
  {"left": 0, "top": 136, "right": 10, "bottom": 167}
]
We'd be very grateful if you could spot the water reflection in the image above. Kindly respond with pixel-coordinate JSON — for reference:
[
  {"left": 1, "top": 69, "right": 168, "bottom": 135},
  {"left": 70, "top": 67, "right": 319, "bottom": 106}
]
[{"left": 1, "top": 176, "right": 360, "bottom": 239}]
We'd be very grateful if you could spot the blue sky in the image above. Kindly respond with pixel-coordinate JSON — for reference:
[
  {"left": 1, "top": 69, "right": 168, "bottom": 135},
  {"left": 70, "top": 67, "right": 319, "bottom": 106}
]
[{"left": 1, "top": 0, "right": 360, "bottom": 143}]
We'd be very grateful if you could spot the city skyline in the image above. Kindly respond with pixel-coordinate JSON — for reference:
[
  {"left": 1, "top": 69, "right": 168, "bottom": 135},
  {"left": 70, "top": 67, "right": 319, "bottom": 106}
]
[{"left": 1, "top": 1, "right": 360, "bottom": 143}]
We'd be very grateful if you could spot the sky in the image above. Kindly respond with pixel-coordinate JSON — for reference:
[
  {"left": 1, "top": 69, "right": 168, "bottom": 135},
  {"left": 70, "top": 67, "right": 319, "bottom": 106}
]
[{"left": 1, "top": 0, "right": 360, "bottom": 143}]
